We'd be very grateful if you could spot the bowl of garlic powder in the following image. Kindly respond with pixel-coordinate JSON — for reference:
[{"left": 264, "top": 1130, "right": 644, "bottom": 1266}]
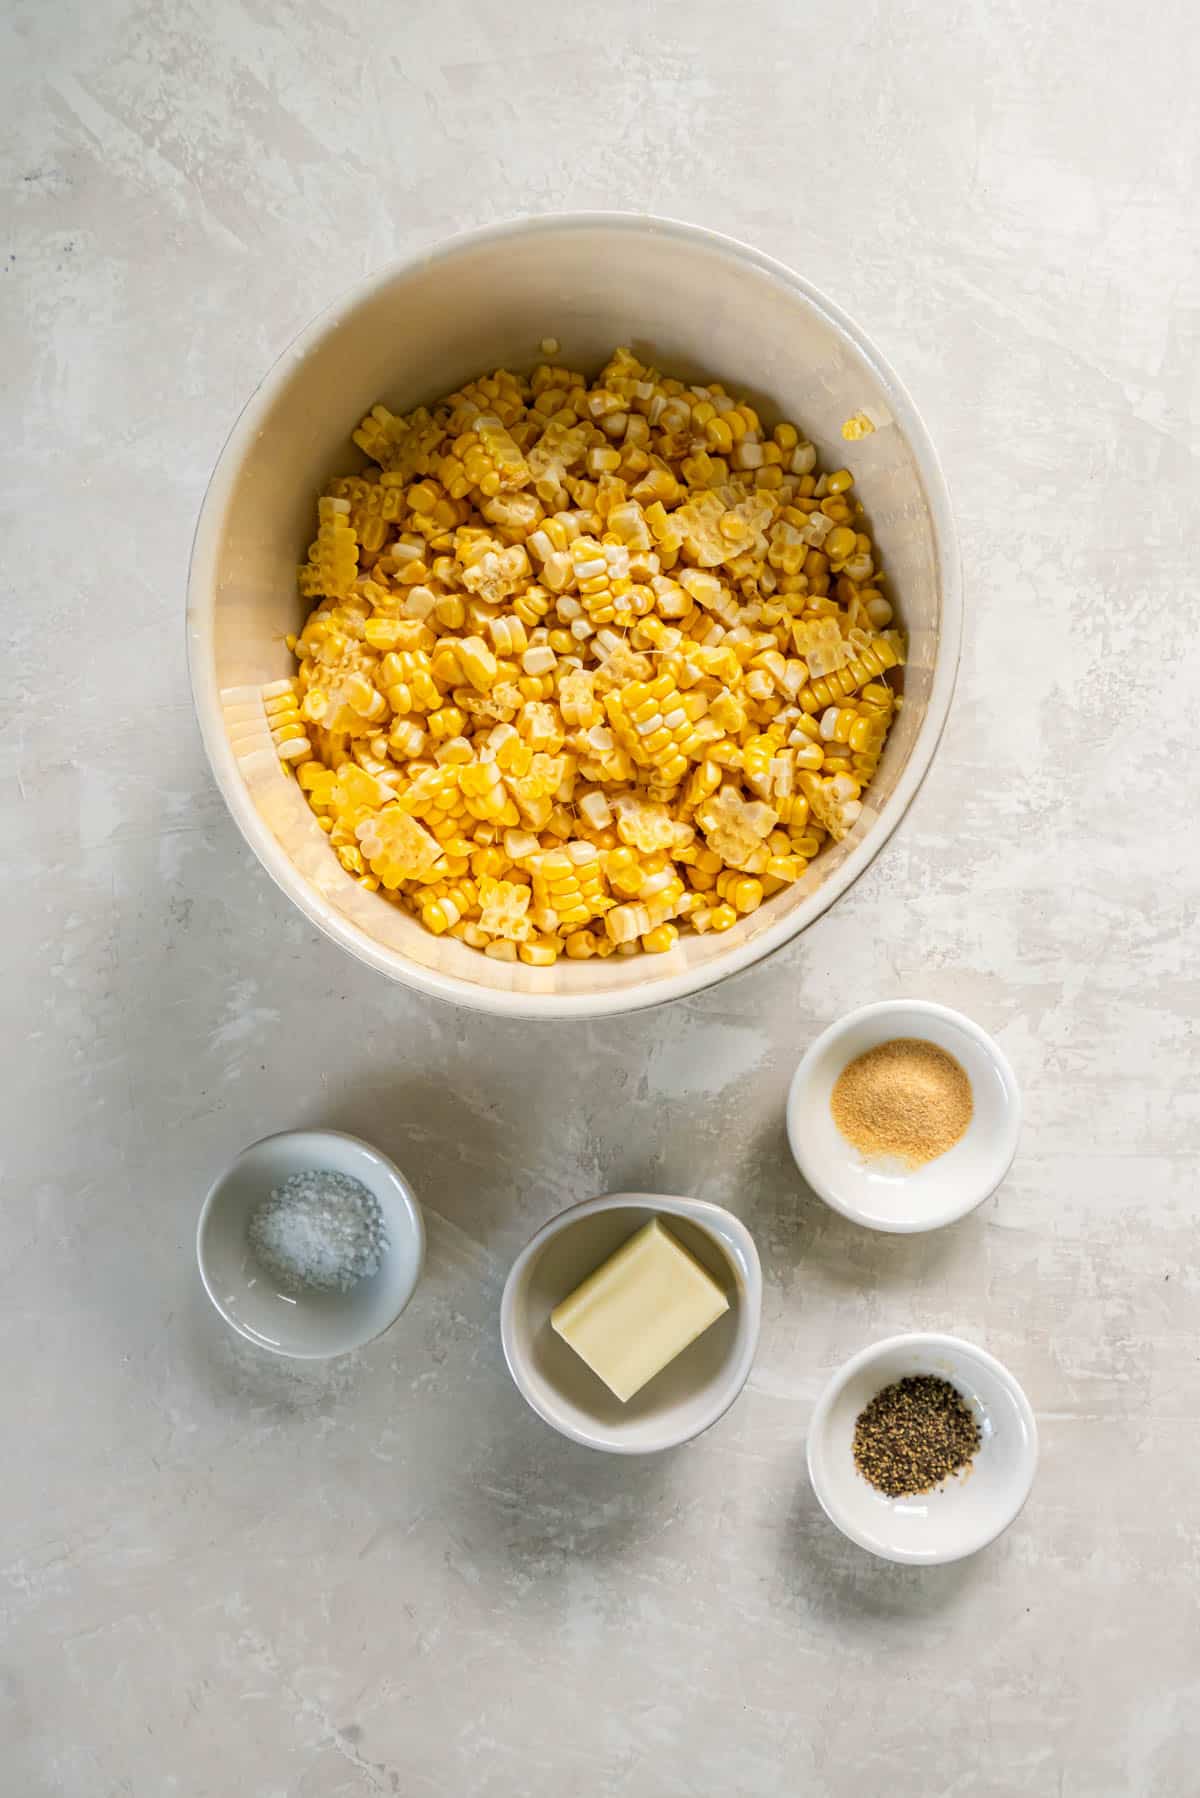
[{"left": 786, "top": 1000, "right": 1022, "bottom": 1232}]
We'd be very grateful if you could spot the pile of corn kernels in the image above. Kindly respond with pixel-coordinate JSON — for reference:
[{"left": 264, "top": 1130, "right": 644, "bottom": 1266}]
[{"left": 265, "top": 347, "right": 903, "bottom": 964}]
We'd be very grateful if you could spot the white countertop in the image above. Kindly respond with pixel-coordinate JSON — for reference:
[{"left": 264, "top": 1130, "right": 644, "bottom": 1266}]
[{"left": 4, "top": 3, "right": 1198, "bottom": 1793}]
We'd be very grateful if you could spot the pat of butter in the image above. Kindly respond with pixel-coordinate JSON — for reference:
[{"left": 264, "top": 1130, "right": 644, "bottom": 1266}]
[{"left": 550, "top": 1218, "right": 730, "bottom": 1402}]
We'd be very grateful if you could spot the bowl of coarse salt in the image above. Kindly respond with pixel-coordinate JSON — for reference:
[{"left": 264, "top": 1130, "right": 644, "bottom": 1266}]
[{"left": 196, "top": 1129, "right": 425, "bottom": 1358}]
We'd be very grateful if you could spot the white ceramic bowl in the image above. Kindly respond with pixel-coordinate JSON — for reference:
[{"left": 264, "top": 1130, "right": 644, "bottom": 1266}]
[
  {"left": 787, "top": 1000, "right": 1021, "bottom": 1232},
  {"left": 807, "top": 1333, "right": 1038, "bottom": 1564},
  {"left": 196, "top": 1129, "right": 425, "bottom": 1359},
  {"left": 501, "top": 1193, "right": 762, "bottom": 1454},
  {"left": 188, "top": 212, "right": 961, "bottom": 1019}
]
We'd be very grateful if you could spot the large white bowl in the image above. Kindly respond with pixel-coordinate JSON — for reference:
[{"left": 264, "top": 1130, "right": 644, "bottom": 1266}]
[{"left": 188, "top": 213, "right": 961, "bottom": 1018}]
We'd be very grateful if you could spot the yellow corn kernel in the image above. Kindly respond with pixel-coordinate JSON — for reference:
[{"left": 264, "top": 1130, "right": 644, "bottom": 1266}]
[
  {"left": 421, "top": 895, "right": 461, "bottom": 934},
  {"left": 434, "top": 594, "right": 467, "bottom": 631},
  {"left": 336, "top": 844, "right": 367, "bottom": 876},
  {"left": 427, "top": 644, "right": 461, "bottom": 689},
  {"left": 503, "top": 827, "right": 540, "bottom": 861},
  {"left": 775, "top": 793, "right": 811, "bottom": 831},
  {"left": 641, "top": 922, "right": 679, "bottom": 953},
  {"left": 360, "top": 617, "right": 403, "bottom": 652},
  {"left": 789, "top": 832, "right": 822, "bottom": 858},
  {"left": 704, "top": 416, "right": 733, "bottom": 454},
  {"left": 841, "top": 412, "right": 875, "bottom": 441},
  {"left": 715, "top": 872, "right": 764, "bottom": 914},
  {"left": 434, "top": 736, "right": 473, "bottom": 766},
  {"left": 296, "top": 759, "right": 330, "bottom": 793},
  {"left": 471, "top": 844, "right": 508, "bottom": 880},
  {"left": 425, "top": 705, "right": 465, "bottom": 742},
  {"left": 489, "top": 614, "right": 528, "bottom": 657},
  {"left": 824, "top": 526, "right": 858, "bottom": 565},
  {"left": 518, "top": 936, "right": 560, "bottom": 966},
  {"left": 456, "top": 636, "right": 498, "bottom": 692}
]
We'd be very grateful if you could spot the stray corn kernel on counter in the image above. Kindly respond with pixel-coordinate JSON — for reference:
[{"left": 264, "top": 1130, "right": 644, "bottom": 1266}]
[{"left": 265, "top": 348, "right": 905, "bottom": 964}]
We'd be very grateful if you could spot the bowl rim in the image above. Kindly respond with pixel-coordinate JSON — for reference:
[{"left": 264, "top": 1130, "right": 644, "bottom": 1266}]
[
  {"left": 195, "top": 1126, "right": 426, "bottom": 1359},
  {"left": 806, "top": 1330, "right": 1039, "bottom": 1564},
  {"left": 499, "top": 1190, "right": 763, "bottom": 1454},
  {"left": 786, "top": 999, "right": 1023, "bottom": 1233},
  {"left": 187, "top": 210, "right": 963, "bottom": 1019}
]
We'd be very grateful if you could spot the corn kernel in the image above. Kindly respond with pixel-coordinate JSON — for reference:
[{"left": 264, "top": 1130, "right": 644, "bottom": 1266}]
[
  {"left": 715, "top": 872, "right": 764, "bottom": 914},
  {"left": 519, "top": 937, "right": 560, "bottom": 966}
]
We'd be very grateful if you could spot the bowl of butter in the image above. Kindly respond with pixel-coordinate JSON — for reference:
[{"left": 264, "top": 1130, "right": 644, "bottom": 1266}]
[{"left": 501, "top": 1192, "right": 762, "bottom": 1453}]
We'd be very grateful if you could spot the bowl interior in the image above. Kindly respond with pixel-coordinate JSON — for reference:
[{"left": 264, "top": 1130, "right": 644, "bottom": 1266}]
[
  {"left": 197, "top": 1130, "right": 423, "bottom": 1358},
  {"left": 789, "top": 1004, "right": 1020, "bottom": 1231},
  {"left": 190, "top": 216, "right": 953, "bottom": 1011},
  {"left": 505, "top": 1199, "right": 756, "bottom": 1452},
  {"left": 808, "top": 1337, "right": 1037, "bottom": 1563}
]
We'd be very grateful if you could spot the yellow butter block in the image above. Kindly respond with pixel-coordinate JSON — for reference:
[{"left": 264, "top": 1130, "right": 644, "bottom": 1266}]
[{"left": 550, "top": 1217, "right": 730, "bottom": 1402}]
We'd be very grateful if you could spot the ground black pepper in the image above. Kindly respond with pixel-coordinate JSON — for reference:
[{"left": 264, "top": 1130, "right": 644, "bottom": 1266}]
[{"left": 852, "top": 1374, "right": 981, "bottom": 1497}]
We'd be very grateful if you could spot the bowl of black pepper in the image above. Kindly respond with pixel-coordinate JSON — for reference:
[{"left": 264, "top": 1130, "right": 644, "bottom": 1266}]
[{"left": 806, "top": 1333, "right": 1038, "bottom": 1564}]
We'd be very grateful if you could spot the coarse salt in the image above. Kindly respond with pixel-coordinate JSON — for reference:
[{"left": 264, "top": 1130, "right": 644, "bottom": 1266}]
[{"left": 247, "top": 1168, "right": 388, "bottom": 1294}]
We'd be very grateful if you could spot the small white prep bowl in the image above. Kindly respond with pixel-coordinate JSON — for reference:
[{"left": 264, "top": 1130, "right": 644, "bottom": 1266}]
[
  {"left": 501, "top": 1193, "right": 762, "bottom": 1454},
  {"left": 807, "top": 1333, "right": 1038, "bottom": 1564},
  {"left": 787, "top": 1000, "right": 1021, "bottom": 1233},
  {"left": 187, "top": 212, "right": 961, "bottom": 1019},
  {"left": 196, "top": 1129, "right": 424, "bottom": 1359}
]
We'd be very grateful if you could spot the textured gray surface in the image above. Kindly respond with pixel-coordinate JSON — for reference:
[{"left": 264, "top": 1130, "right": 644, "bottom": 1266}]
[{"left": 3, "top": 1, "right": 1199, "bottom": 1793}]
